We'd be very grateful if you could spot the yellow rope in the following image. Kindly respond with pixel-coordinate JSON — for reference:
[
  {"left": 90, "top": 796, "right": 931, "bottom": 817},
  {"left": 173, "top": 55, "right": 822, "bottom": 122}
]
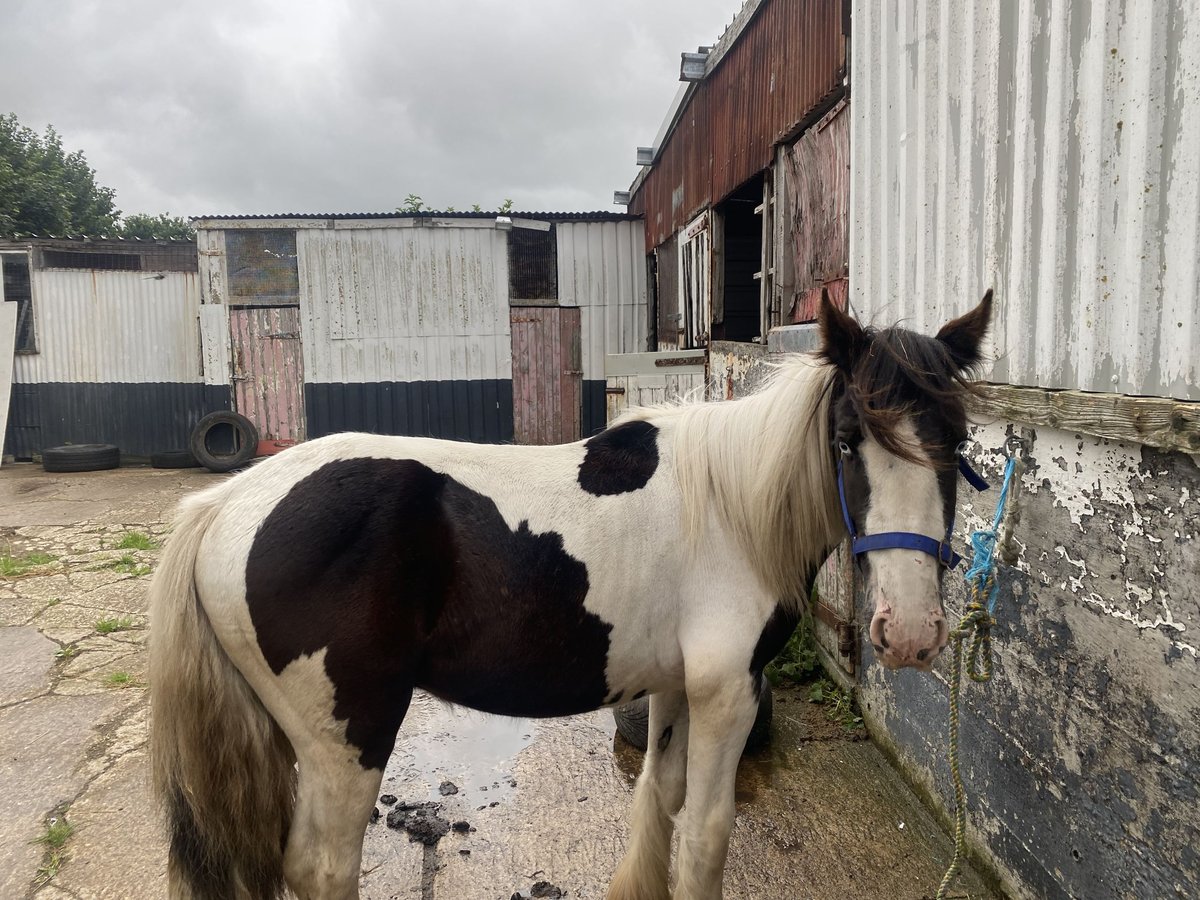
[{"left": 935, "top": 584, "right": 995, "bottom": 900}]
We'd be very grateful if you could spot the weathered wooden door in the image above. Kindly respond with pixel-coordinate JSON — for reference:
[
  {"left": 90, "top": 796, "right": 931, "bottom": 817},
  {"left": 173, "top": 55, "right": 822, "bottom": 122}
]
[
  {"left": 603, "top": 350, "right": 707, "bottom": 424},
  {"left": 229, "top": 306, "right": 305, "bottom": 443},
  {"left": 510, "top": 307, "right": 582, "bottom": 445}
]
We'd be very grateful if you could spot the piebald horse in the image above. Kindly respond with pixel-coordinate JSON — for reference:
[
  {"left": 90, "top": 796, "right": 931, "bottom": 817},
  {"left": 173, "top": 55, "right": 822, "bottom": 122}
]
[{"left": 150, "top": 292, "right": 993, "bottom": 899}]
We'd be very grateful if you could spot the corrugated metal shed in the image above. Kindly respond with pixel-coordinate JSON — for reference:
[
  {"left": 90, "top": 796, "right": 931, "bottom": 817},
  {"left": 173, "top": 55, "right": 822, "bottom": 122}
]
[
  {"left": 850, "top": 0, "right": 1199, "bottom": 401},
  {"left": 15, "top": 270, "right": 200, "bottom": 383},
  {"left": 297, "top": 226, "right": 511, "bottom": 385},
  {"left": 630, "top": 0, "right": 846, "bottom": 249},
  {"left": 556, "top": 220, "right": 648, "bottom": 381}
]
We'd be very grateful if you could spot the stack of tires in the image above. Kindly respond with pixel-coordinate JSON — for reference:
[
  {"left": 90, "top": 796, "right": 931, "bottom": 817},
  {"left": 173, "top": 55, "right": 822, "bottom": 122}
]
[{"left": 39, "top": 411, "right": 260, "bottom": 475}]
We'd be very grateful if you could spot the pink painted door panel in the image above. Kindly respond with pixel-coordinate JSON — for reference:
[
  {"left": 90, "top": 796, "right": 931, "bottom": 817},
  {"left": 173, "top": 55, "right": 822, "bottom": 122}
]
[
  {"left": 511, "top": 307, "right": 582, "bottom": 445},
  {"left": 230, "top": 306, "right": 305, "bottom": 442}
]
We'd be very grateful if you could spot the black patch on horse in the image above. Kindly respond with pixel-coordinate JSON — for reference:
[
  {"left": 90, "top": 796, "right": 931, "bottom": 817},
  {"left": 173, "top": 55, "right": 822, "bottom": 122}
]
[
  {"left": 245, "top": 457, "right": 613, "bottom": 771},
  {"left": 749, "top": 605, "right": 801, "bottom": 691},
  {"left": 577, "top": 420, "right": 659, "bottom": 496}
]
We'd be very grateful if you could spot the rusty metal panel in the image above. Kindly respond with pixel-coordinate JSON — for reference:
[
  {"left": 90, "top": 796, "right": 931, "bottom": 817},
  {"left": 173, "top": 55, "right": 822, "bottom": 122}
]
[
  {"left": 851, "top": 0, "right": 1199, "bottom": 400},
  {"left": 511, "top": 306, "right": 582, "bottom": 445},
  {"left": 782, "top": 102, "right": 849, "bottom": 321},
  {"left": 13, "top": 270, "right": 201, "bottom": 385},
  {"left": 633, "top": 0, "right": 846, "bottom": 250},
  {"left": 230, "top": 306, "right": 305, "bottom": 442},
  {"left": 655, "top": 235, "right": 681, "bottom": 350}
]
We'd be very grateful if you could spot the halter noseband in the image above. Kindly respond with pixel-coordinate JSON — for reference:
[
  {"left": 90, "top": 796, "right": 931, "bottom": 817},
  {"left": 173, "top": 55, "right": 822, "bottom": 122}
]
[{"left": 837, "top": 454, "right": 990, "bottom": 569}]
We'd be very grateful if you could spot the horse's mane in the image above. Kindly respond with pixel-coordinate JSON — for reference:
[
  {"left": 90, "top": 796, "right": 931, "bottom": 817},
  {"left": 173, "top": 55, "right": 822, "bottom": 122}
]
[
  {"left": 621, "top": 326, "right": 978, "bottom": 606},
  {"left": 621, "top": 355, "right": 840, "bottom": 606}
]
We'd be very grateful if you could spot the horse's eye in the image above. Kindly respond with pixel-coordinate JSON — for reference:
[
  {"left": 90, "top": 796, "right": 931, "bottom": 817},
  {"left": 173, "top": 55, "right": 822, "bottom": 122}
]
[
  {"left": 837, "top": 440, "right": 853, "bottom": 457},
  {"left": 955, "top": 440, "right": 970, "bottom": 457}
]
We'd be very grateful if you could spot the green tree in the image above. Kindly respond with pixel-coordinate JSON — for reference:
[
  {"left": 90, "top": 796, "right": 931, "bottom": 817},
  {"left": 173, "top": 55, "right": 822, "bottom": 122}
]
[
  {"left": 117, "top": 212, "right": 194, "bottom": 241},
  {"left": 0, "top": 113, "right": 120, "bottom": 237}
]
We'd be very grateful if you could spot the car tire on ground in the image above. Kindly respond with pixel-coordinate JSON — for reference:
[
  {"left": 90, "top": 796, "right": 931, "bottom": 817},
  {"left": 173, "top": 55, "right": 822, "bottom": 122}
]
[
  {"left": 189, "top": 412, "right": 259, "bottom": 473},
  {"left": 42, "top": 444, "right": 121, "bottom": 473},
  {"left": 613, "top": 686, "right": 774, "bottom": 753},
  {"left": 150, "top": 449, "right": 201, "bottom": 469}
]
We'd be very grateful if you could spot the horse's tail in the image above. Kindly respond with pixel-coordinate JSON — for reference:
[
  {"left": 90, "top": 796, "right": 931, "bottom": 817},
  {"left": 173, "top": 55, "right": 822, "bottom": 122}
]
[{"left": 149, "top": 484, "right": 296, "bottom": 899}]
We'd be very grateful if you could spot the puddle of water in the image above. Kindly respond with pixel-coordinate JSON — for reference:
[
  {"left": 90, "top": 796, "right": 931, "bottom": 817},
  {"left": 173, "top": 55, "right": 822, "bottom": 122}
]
[{"left": 380, "top": 690, "right": 536, "bottom": 804}]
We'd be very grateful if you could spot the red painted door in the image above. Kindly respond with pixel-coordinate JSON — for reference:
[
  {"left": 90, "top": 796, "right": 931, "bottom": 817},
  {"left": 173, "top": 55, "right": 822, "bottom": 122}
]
[
  {"left": 229, "top": 306, "right": 305, "bottom": 444},
  {"left": 510, "top": 307, "right": 582, "bottom": 445}
]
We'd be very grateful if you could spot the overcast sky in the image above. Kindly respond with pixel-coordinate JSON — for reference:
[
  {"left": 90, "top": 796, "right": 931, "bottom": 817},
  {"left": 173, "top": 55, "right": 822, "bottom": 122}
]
[{"left": 1, "top": 0, "right": 739, "bottom": 218}]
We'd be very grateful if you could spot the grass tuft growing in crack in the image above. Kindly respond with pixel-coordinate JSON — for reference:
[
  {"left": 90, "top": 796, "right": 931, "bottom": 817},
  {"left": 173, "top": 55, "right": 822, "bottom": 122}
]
[
  {"left": 103, "top": 554, "right": 152, "bottom": 577},
  {"left": 0, "top": 551, "right": 57, "bottom": 576},
  {"left": 105, "top": 671, "right": 134, "bottom": 687},
  {"left": 116, "top": 531, "right": 159, "bottom": 551},
  {"left": 31, "top": 812, "right": 73, "bottom": 886},
  {"left": 95, "top": 617, "right": 135, "bottom": 635},
  {"left": 55, "top": 645, "right": 79, "bottom": 660}
]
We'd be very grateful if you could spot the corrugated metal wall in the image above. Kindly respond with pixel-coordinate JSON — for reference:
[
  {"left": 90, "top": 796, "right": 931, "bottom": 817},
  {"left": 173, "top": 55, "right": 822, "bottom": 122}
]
[
  {"left": 631, "top": 0, "right": 845, "bottom": 249},
  {"left": 297, "top": 226, "right": 512, "bottom": 385},
  {"left": 850, "top": 0, "right": 1199, "bottom": 401},
  {"left": 14, "top": 270, "right": 201, "bottom": 383},
  {"left": 555, "top": 220, "right": 649, "bottom": 382}
]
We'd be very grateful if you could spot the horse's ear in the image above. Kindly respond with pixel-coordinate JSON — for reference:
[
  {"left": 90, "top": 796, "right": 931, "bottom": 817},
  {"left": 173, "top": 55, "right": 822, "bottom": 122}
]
[
  {"left": 936, "top": 289, "right": 993, "bottom": 371},
  {"left": 818, "top": 288, "right": 864, "bottom": 373}
]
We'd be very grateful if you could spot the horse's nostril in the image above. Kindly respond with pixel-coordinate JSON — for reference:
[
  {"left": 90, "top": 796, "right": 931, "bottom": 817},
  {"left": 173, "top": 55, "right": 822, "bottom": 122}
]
[
  {"left": 872, "top": 644, "right": 885, "bottom": 654},
  {"left": 916, "top": 647, "right": 930, "bottom": 662},
  {"left": 879, "top": 631, "right": 890, "bottom": 649}
]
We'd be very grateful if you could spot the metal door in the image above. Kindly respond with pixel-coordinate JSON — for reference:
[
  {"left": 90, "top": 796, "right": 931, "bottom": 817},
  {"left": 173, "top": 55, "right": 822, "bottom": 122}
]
[
  {"left": 229, "top": 306, "right": 305, "bottom": 444},
  {"left": 510, "top": 307, "right": 582, "bottom": 445}
]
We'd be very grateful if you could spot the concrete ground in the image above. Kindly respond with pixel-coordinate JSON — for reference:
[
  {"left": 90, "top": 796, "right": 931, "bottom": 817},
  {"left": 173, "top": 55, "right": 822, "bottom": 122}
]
[{"left": 0, "top": 463, "right": 998, "bottom": 900}]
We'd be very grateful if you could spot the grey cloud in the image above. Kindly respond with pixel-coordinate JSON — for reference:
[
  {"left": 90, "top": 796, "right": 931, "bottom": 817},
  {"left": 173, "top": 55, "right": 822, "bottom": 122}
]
[{"left": 1, "top": 0, "right": 737, "bottom": 216}]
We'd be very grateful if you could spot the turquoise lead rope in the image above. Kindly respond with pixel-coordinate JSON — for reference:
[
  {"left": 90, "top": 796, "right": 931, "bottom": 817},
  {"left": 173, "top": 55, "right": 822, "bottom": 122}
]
[{"left": 936, "top": 447, "right": 1023, "bottom": 900}]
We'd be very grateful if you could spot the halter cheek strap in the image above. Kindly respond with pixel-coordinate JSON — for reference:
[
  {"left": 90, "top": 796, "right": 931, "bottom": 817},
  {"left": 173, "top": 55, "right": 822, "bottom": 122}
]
[{"left": 837, "top": 456, "right": 990, "bottom": 569}]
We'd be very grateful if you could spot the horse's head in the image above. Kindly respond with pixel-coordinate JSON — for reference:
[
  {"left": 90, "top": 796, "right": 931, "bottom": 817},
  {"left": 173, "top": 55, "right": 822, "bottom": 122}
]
[{"left": 818, "top": 291, "right": 993, "bottom": 671}]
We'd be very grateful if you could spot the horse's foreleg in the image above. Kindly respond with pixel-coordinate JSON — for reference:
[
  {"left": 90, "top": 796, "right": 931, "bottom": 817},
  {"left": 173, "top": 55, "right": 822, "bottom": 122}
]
[
  {"left": 671, "top": 667, "right": 758, "bottom": 900},
  {"left": 608, "top": 691, "right": 690, "bottom": 900}
]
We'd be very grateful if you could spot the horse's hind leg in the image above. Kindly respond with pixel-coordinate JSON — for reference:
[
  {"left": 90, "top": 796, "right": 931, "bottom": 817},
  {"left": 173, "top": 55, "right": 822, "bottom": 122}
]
[
  {"left": 608, "top": 691, "right": 690, "bottom": 900},
  {"left": 282, "top": 689, "right": 414, "bottom": 900}
]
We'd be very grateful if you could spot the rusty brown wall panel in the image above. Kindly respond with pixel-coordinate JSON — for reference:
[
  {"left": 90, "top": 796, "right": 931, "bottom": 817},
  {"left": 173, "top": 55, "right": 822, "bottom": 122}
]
[
  {"left": 783, "top": 102, "right": 849, "bottom": 320},
  {"left": 511, "top": 307, "right": 582, "bottom": 445},
  {"left": 231, "top": 306, "right": 305, "bottom": 442},
  {"left": 637, "top": 0, "right": 844, "bottom": 250}
]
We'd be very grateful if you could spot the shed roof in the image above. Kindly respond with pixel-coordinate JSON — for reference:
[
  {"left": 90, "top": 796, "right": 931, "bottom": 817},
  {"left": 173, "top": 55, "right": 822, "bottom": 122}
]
[{"left": 191, "top": 210, "right": 639, "bottom": 228}]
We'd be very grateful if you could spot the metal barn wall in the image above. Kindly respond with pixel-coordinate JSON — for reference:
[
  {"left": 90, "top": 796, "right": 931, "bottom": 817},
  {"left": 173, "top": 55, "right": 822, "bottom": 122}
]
[
  {"left": 631, "top": 0, "right": 845, "bottom": 249},
  {"left": 297, "top": 225, "right": 515, "bottom": 442},
  {"left": 15, "top": 270, "right": 200, "bottom": 383},
  {"left": 850, "top": 3, "right": 1200, "bottom": 897},
  {"left": 556, "top": 220, "right": 649, "bottom": 433},
  {"left": 850, "top": 0, "right": 1199, "bottom": 401},
  {"left": 4, "top": 269, "right": 226, "bottom": 458}
]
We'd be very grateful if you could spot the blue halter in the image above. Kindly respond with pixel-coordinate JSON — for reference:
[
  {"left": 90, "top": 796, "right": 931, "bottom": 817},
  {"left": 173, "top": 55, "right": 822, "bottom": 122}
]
[{"left": 837, "top": 454, "right": 990, "bottom": 569}]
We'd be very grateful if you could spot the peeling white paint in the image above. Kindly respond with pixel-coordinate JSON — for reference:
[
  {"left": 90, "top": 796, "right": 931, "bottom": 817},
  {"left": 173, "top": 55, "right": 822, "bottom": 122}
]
[{"left": 959, "top": 421, "right": 1197, "bottom": 657}]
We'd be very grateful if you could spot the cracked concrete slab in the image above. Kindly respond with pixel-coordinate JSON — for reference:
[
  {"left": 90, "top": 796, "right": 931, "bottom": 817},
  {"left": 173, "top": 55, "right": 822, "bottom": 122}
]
[
  {"left": 0, "top": 692, "right": 121, "bottom": 899},
  {"left": 0, "top": 627, "right": 57, "bottom": 705}
]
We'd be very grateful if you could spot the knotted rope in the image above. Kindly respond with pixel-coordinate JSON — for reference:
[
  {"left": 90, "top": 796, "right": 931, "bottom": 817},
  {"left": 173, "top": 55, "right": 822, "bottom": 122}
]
[{"left": 936, "top": 444, "right": 1023, "bottom": 900}]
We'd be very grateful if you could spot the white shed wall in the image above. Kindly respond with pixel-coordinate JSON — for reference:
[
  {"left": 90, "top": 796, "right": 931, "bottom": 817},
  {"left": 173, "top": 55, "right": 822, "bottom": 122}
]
[
  {"left": 850, "top": 0, "right": 1199, "bottom": 400},
  {"left": 15, "top": 270, "right": 201, "bottom": 384},
  {"left": 556, "top": 220, "right": 648, "bottom": 381},
  {"left": 297, "top": 226, "right": 512, "bottom": 385}
]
